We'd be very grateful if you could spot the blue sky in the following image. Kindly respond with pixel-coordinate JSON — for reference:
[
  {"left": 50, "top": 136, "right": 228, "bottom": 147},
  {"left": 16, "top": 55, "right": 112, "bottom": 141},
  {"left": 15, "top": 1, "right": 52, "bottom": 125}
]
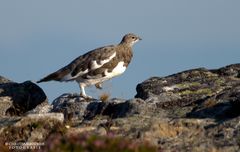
[{"left": 1, "top": 1, "right": 240, "bottom": 101}]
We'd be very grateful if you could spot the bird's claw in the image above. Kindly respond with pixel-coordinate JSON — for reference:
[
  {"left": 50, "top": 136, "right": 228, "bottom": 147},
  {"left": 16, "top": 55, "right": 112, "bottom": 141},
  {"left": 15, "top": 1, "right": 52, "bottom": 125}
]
[
  {"left": 80, "top": 92, "right": 93, "bottom": 100},
  {"left": 95, "top": 83, "right": 103, "bottom": 89}
]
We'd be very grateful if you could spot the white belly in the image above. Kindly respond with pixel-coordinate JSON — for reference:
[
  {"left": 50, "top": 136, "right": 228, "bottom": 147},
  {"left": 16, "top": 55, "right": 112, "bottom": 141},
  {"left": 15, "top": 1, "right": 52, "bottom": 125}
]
[
  {"left": 105, "top": 61, "right": 126, "bottom": 79},
  {"left": 76, "top": 61, "right": 126, "bottom": 86}
]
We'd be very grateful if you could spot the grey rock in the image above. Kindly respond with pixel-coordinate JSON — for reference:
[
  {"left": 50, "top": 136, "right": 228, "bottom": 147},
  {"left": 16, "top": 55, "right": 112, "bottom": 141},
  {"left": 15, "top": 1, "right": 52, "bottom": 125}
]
[
  {"left": 136, "top": 65, "right": 240, "bottom": 108},
  {"left": 132, "top": 64, "right": 240, "bottom": 151},
  {"left": 0, "top": 96, "right": 12, "bottom": 117},
  {"left": 51, "top": 93, "right": 102, "bottom": 121},
  {"left": 102, "top": 98, "right": 156, "bottom": 118},
  {"left": 0, "top": 76, "right": 12, "bottom": 84},
  {"left": 0, "top": 117, "right": 21, "bottom": 128},
  {"left": 187, "top": 85, "right": 240, "bottom": 120},
  {"left": 211, "top": 63, "right": 240, "bottom": 77},
  {"left": 26, "top": 102, "right": 53, "bottom": 114},
  {"left": 51, "top": 94, "right": 156, "bottom": 121},
  {"left": 23, "top": 113, "right": 64, "bottom": 124},
  {"left": 0, "top": 80, "right": 47, "bottom": 116}
]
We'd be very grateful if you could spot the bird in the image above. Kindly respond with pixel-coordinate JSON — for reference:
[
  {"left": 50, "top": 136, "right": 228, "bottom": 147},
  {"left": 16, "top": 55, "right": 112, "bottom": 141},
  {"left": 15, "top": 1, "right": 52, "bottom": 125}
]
[{"left": 37, "top": 33, "right": 142, "bottom": 99}]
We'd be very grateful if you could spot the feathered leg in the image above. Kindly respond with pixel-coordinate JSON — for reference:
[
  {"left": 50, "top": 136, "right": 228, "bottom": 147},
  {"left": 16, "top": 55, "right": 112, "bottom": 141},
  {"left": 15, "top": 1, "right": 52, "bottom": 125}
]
[{"left": 78, "top": 83, "right": 92, "bottom": 99}]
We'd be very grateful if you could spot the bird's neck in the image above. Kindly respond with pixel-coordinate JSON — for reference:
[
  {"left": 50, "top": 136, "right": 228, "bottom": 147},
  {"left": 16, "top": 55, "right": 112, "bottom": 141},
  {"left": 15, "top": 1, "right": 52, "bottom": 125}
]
[
  {"left": 116, "top": 43, "right": 133, "bottom": 56},
  {"left": 118, "top": 42, "right": 133, "bottom": 48}
]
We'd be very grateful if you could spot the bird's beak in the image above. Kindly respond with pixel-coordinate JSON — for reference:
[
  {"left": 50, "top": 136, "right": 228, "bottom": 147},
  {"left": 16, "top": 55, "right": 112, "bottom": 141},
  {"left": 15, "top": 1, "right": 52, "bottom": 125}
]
[{"left": 138, "top": 37, "right": 142, "bottom": 40}]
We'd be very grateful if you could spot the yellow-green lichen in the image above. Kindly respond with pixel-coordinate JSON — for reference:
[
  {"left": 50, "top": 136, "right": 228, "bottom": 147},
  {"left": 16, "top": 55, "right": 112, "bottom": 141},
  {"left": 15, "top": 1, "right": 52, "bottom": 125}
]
[
  {"left": 205, "top": 71, "right": 219, "bottom": 78},
  {"left": 178, "top": 88, "right": 213, "bottom": 96},
  {"left": 175, "top": 82, "right": 201, "bottom": 89},
  {"left": 214, "top": 78, "right": 225, "bottom": 86}
]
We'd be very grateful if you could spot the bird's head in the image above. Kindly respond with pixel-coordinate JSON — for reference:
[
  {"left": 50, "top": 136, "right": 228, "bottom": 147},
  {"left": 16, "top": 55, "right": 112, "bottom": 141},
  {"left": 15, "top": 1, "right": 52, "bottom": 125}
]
[{"left": 120, "top": 33, "right": 142, "bottom": 47}]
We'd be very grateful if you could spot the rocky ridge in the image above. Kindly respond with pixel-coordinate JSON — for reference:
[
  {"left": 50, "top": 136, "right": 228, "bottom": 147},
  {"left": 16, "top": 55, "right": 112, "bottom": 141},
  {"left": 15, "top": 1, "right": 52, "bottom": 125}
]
[{"left": 0, "top": 63, "right": 240, "bottom": 151}]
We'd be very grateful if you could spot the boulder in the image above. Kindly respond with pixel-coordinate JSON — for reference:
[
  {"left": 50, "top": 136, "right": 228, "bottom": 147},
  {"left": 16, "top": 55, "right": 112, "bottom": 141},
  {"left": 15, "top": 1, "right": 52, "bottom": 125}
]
[
  {"left": 135, "top": 64, "right": 240, "bottom": 109},
  {"left": 51, "top": 92, "right": 159, "bottom": 122},
  {"left": 0, "top": 77, "right": 48, "bottom": 116},
  {"left": 51, "top": 93, "right": 101, "bottom": 121},
  {"left": 132, "top": 64, "right": 240, "bottom": 151},
  {"left": 51, "top": 93, "right": 156, "bottom": 121}
]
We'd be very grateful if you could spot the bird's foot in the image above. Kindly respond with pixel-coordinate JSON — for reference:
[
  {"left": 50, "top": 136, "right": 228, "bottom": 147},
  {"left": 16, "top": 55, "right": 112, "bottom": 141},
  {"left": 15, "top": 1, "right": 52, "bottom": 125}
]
[
  {"left": 80, "top": 93, "right": 94, "bottom": 101},
  {"left": 95, "top": 83, "right": 103, "bottom": 89}
]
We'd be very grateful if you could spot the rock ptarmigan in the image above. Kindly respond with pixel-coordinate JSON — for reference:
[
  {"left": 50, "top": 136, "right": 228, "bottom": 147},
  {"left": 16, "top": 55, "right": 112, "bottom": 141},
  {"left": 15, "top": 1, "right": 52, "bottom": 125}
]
[{"left": 37, "top": 33, "right": 141, "bottom": 98}]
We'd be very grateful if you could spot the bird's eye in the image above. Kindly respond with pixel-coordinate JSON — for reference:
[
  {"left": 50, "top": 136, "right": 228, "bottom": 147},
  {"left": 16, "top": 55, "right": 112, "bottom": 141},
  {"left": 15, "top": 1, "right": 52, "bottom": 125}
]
[{"left": 131, "top": 37, "right": 135, "bottom": 39}]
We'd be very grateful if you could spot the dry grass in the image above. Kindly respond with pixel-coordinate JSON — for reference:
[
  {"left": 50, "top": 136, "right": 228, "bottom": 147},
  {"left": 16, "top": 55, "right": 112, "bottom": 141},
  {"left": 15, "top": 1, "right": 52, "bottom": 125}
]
[{"left": 99, "top": 93, "right": 110, "bottom": 102}]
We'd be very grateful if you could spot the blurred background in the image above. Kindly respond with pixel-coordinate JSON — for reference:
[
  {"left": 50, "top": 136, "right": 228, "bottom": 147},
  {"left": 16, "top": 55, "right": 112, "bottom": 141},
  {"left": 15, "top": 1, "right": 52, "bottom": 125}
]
[{"left": 1, "top": 1, "right": 240, "bottom": 102}]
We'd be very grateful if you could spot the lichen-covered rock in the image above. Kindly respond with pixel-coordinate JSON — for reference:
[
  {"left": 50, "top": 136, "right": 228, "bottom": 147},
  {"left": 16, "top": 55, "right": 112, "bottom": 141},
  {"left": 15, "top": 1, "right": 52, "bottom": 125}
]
[
  {"left": 51, "top": 93, "right": 102, "bottom": 121},
  {"left": 211, "top": 63, "right": 240, "bottom": 77},
  {"left": 135, "top": 64, "right": 240, "bottom": 109},
  {"left": 101, "top": 98, "right": 157, "bottom": 118},
  {"left": 26, "top": 102, "right": 53, "bottom": 114},
  {"left": 141, "top": 117, "right": 240, "bottom": 151},
  {"left": 131, "top": 64, "right": 240, "bottom": 151},
  {"left": 51, "top": 94, "right": 155, "bottom": 121},
  {"left": 0, "top": 80, "right": 47, "bottom": 116}
]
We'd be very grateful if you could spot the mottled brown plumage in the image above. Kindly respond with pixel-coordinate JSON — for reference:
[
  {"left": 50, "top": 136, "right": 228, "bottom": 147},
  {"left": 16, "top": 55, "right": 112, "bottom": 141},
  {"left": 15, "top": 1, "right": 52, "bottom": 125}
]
[{"left": 37, "top": 33, "right": 141, "bottom": 98}]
